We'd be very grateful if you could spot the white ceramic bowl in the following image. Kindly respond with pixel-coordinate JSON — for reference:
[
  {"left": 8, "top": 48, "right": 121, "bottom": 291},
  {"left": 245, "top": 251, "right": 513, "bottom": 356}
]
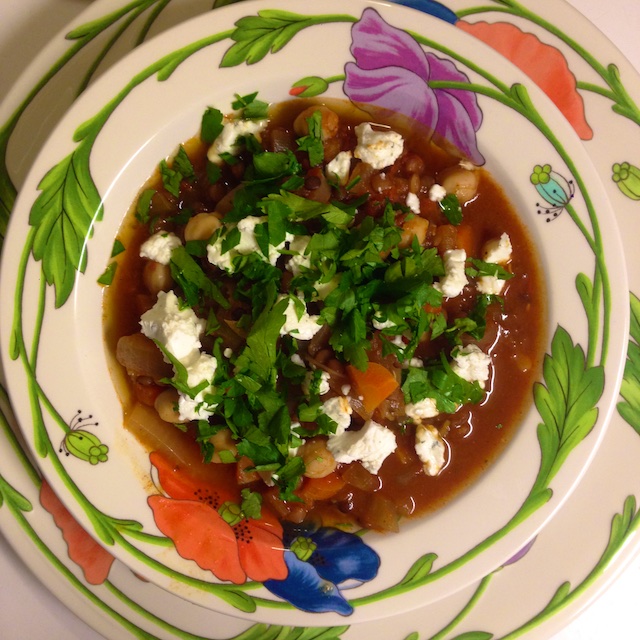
[{"left": 0, "top": 0, "right": 629, "bottom": 626}]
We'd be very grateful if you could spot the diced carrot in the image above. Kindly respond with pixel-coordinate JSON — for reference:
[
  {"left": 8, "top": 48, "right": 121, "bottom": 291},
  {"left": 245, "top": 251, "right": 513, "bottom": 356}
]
[
  {"left": 347, "top": 362, "right": 400, "bottom": 414},
  {"left": 298, "top": 472, "right": 347, "bottom": 502},
  {"left": 133, "top": 380, "right": 164, "bottom": 407},
  {"left": 423, "top": 303, "right": 442, "bottom": 314},
  {"left": 455, "top": 223, "right": 475, "bottom": 256},
  {"left": 236, "top": 456, "right": 260, "bottom": 485}
]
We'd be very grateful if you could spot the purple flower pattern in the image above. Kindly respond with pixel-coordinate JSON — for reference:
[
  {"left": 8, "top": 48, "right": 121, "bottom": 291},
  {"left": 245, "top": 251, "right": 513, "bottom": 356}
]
[{"left": 344, "top": 8, "right": 484, "bottom": 165}]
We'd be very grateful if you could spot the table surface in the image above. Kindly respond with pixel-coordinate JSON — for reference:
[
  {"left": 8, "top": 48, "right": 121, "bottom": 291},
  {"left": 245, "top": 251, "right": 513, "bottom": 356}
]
[{"left": 1, "top": 0, "right": 640, "bottom": 638}]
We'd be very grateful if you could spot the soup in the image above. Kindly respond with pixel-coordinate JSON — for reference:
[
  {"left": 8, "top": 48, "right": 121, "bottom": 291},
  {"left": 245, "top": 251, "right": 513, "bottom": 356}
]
[{"left": 103, "top": 95, "right": 545, "bottom": 533}]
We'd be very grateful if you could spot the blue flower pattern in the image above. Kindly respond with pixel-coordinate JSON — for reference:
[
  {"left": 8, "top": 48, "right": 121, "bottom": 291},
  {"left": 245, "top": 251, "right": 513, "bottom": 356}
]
[{"left": 263, "top": 525, "right": 381, "bottom": 615}]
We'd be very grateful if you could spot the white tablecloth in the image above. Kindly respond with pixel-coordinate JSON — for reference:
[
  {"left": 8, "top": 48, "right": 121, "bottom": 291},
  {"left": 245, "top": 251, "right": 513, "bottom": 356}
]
[{"left": 1, "top": 0, "right": 639, "bottom": 638}]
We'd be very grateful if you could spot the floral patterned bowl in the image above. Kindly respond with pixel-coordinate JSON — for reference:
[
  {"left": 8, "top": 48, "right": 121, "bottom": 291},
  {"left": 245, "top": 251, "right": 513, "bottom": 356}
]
[{"left": 0, "top": 0, "right": 629, "bottom": 626}]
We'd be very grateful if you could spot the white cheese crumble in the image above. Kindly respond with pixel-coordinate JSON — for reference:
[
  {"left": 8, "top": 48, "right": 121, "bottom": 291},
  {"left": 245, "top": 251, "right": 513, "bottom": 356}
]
[
  {"left": 302, "top": 370, "right": 331, "bottom": 397},
  {"left": 207, "top": 118, "right": 267, "bottom": 164},
  {"left": 327, "top": 419, "right": 397, "bottom": 475},
  {"left": 207, "top": 216, "right": 288, "bottom": 273},
  {"left": 406, "top": 192, "right": 421, "bottom": 215},
  {"left": 477, "top": 233, "right": 513, "bottom": 295},
  {"left": 451, "top": 344, "right": 491, "bottom": 389},
  {"left": 177, "top": 352, "right": 218, "bottom": 421},
  {"left": 435, "top": 249, "right": 468, "bottom": 298},
  {"left": 458, "top": 159, "right": 477, "bottom": 171},
  {"left": 285, "top": 235, "right": 312, "bottom": 276},
  {"left": 325, "top": 150, "right": 353, "bottom": 185},
  {"left": 372, "top": 316, "right": 396, "bottom": 330},
  {"left": 483, "top": 233, "right": 512, "bottom": 264},
  {"left": 290, "top": 353, "right": 305, "bottom": 367},
  {"left": 321, "top": 396, "right": 353, "bottom": 436},
  {"left": 428, "top": 183, "right": 447, "bottom": 202},
  {"left": 415, "top": 423, "right": 446, "bottom": 476},
  {"left": 403, "top": 357, "right": 424, "bottom": 369},
  {"left": 140, "top": 291, "right": 205, "bottom": 363},
  {"left": 405, "top": 397, "right": 440, "bottom": 421},
  {"left": 139, "top": 231, "right": 182, "bottom": 265},
  {"left": 354, "top": 123, "right": 404, "bottom": 170},
  {"left": 279, "top": 295, "right": 323, "bottom": 341}
]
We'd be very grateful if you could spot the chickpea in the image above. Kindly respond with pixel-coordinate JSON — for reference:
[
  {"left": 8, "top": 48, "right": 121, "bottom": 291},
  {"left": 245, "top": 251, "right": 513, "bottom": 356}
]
[
  {"left": 293, "top": 105, "right": 340, "bottom": 140},
  {"left": 142, "top": 261, "right": 173, "bottom": 295},
  {"left": 399, "top": 215, "right": 429, "bottom": 248},
  {"left": 438, "top": 165, "right": 480, "bottom": 204},
  {"left": 184, "top": 212, "right": 222, "bottom": 242},
  {"left": 209, "top": 428, "right": 238, "bottom": 463},
  {"left": 154, "top": 388, "right": 184, "bottom": 423},
  {"left": 300, "top": 437, "right": 337, "bottom": 479}
]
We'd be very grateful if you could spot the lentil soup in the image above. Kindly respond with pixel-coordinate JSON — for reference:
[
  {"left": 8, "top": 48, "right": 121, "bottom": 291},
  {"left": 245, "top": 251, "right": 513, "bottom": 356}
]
[{"left": 103, "top": 96, "right": 545, "bottom": 533}]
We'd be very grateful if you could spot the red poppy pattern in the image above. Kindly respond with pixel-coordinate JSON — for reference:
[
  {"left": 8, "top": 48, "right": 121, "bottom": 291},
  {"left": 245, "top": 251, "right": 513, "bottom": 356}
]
[
  {"left": 147, "top": 452, "right": 287, "bottom": 585},
  {"left": 40, "top": 480, "right": 115, "bottom": 585},
  {"left": 457, "top": 20, "right": 593, "bottom": 140}
]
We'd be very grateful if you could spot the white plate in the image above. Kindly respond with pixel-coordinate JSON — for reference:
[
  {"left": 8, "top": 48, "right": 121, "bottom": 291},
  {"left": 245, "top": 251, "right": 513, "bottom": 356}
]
[{"left": 1, "top": 0, "right": 640, "bottom": 638}]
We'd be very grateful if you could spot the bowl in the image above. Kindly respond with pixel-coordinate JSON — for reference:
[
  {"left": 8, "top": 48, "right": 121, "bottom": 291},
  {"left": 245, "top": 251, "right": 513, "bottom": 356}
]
[{"left": 0, "top": 0, "right": 629, "bottom": 626}]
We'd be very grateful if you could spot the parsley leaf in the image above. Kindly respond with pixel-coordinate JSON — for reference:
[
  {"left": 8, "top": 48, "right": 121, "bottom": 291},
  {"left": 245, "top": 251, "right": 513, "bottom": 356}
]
[
  {"left": 439, "top": 193, "right": 463, "bottom": 225},
  {"left": 296, "top": 110, "right": 324, "bottom": 166},
  {"left": 169, "top": 246, "right": 229, "bottom": 309},
  {"left": 201, "top": 106, "right": 224, "bottom": 144}
]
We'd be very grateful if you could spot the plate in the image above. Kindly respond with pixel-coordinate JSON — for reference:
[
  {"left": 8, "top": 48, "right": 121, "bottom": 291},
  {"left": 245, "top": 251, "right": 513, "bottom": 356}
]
[
  {"left": 0, "top": 0, "right": 628, "bottom": 624},
  {"left": 1, "top": 0, "right": 640, "bottom": 638}
]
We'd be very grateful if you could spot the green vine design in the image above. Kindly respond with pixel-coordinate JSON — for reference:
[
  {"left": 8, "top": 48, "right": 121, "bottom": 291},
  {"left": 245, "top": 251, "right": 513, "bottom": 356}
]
[
  {"left": 5, "top": 5, "right": 613, "bottom": 616},
  {"left": 617, "top": 293, "right": 640, "bottom": 433},
  {"left": 0, "top": 0, "right": 243, "bottom": 249}
]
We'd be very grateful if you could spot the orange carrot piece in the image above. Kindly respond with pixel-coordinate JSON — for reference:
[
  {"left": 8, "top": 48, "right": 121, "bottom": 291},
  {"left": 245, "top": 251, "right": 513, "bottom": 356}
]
[
  {"left": 347, "top": 362, "right": 400, "bottom": 414},
  {"left": 455, "top": 223, "right": 475, "bottom": 256},
  {"left": 298, "top": 472, "right": 347, "bottom": 502}
]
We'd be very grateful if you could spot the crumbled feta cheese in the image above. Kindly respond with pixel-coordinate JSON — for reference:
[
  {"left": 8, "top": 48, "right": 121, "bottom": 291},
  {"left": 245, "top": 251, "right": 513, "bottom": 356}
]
[
  {"left": 302, "top": 370, "right": 331, "bottom": 397},
  {"left": 354, "top": 123, "right": 404, "bottom": 170},
  {"left": 288, "top": 421, "right": 302, "bottom": 457},
  {"left": 415, "top": 424, "right": 446, "bottom": 476},
  {"left": 341, "top": 384, "right": 351, "bottom": 396},
  {"left": 477, "top": 233, "right": 513, "bottom": 295},
  {"left": 406, "top": 192, "right": 421, "bottom": 214},
  {"left": 321, "top": 396, "right": 352, "bottom": 436},
  {"left": 280, "top": 295, "right": 323, "bottom": 341},
  {"left": 325, "top": 151, "right": 353, "bottom": 185},
  {"left": 327, "top": 419, "right": 397, "bottom": 475},
  {"left": 451, "top": 344, "right": 491, "bottom": 389},
  {"left": 177, "top": 352, "right": 218, "bottom": 421},
  {"left": 285, "top": 235, "right": 311, "bottom": 276},
  {"left": 315, "top": 275, "right": 340, "bottom": 300},
  {"left": 458, "top": 159, "right": 477, "bottom": 171},
  {"left": 223, "top": 348, "right": 233, "bottom": 359},
  {"left": 207, "top": 118, "right": 267, "bottom": 164},
  {"left": 482, "top": 233, "right": 512, "bottom": 264},
  {"left": 406, "top": 397, "right": 439, "bottom": 420},
  {"left": 391, "top": 335, "right": 406, "bottom": 349},
  {"left": 403, "top": 357, "right": 424, "bottom": 369},
  {"left": 372, "top": 316, "right": 396, "bottom": 330},
  {"left": 140, "top": 291, "right": 205, "bottom": 363},
  {"left": 207, "top": 216, "right": 288, "bottom": 273},
  {"left": 290, "top": 354, "right": 305, "bottom": 367},
  {"left": 435, "top": 249, "right": 468, "bottom": 298},
  {"left": 428, "top": 184, "right": 447, "bottom": 202},
  {"left": 139, "top": 231, "right": 182, "bottom": 265}
]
